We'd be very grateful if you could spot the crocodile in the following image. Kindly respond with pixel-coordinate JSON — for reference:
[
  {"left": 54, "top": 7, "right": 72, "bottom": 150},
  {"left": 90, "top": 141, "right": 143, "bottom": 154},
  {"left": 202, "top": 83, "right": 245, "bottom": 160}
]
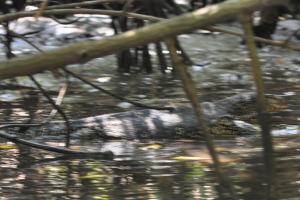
[{"left": 7, "top": 92, "right": 287, "bottom": 140}]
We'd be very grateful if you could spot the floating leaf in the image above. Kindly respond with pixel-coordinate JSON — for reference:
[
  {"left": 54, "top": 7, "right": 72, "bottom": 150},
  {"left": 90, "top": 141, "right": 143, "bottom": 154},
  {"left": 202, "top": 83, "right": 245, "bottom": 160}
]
[
  {"left": 0, "top": 143, "right": 17, "bottom": 149},
  {"left": 139, "top": 143, "right": 162, "bottom": 150},
  {"left": 276, "top": 59, "right": 286, "bottom": 65},
  {"left": 173, "top": 156, "right": 208, "bottom": 161}
]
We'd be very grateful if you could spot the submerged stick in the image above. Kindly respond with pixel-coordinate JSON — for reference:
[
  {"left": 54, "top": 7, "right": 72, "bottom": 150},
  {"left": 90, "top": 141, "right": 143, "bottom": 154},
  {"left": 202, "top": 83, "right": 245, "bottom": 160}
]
[{"left": 0, "top": 130, "right": 113, "bottom": 158}]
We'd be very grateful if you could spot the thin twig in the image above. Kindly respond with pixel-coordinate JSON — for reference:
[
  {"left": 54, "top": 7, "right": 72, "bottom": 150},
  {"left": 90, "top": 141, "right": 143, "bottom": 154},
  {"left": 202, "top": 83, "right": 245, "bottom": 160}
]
[
  {"left": 122, "top": 0, "right": 134, "bottom": 12},
  {"left": 283, "top": 27, "right": 300, "bottom": 46},
  {"left": 35, "top": 0, "right": 50, "bottom": 18},
  {"left": 62, "top": 68, "right": 173, "bottom": 111},
  {"left": 45, "top": 84, "right": 69, "bottom": 122},
  {"left": 8, "top": 30, "right": 43, "bottom": 52},
  {"left": 49, "top": 16, "right": 83, "bottom": 25},
  {"left": 204, "top": 26, "right": 300, "bottom": 50},
  {"left": 0, "top": 124, "right": 42, "bottom": 129},
  {"left": 40, "top": 0, "right": 127, "bottom": 10},
  {"left": 29, "top": 75, "right": 72, "bottom": 147}
]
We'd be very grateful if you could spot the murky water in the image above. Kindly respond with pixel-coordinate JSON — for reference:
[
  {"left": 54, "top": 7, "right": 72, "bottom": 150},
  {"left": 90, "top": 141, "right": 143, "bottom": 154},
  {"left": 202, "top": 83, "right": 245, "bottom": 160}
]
[{"left": 0, "top": 16, "right": 300, "bottom": 199}]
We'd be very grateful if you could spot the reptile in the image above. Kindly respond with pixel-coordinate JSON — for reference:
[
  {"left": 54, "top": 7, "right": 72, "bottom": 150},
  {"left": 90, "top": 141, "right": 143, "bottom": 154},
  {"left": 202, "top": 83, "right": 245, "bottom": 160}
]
[{"left": 7, "top": 92, "right": 287, "bottom": 140}]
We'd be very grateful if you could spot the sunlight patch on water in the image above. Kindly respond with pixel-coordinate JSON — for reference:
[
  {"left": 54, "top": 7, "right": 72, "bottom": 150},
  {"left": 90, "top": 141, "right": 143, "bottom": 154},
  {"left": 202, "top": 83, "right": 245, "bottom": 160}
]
[
  {"left": 272, "top": 126, "right": 299, "bottom": 135},
  {"left": 0, "top": 93, "right": 18, "bottom": 102}
]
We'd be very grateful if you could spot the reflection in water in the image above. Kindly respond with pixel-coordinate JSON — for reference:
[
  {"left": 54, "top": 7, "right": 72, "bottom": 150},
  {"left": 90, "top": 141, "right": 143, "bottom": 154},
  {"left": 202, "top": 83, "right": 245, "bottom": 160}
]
[{"left": 1, "top": 138, "right": 300, "bottom": 199}]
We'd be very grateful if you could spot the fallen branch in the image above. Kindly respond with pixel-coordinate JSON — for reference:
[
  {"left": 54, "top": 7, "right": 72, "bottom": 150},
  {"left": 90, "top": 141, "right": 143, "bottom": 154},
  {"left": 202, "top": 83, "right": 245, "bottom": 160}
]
[
  {"left": 8, "top": 31, "right": 174, "bottom": 111},
  {"left": 0, "top": 0, "right": 286, "bottom": 80},
  {"left": 4, "top": 6, "right": 300, "bottom": 51}
]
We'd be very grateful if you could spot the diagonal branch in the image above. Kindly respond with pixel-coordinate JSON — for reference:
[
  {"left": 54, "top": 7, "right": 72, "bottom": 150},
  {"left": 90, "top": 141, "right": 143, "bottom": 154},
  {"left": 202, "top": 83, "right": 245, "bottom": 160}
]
[
  {"left": 165, "top": 37, "right": 238, "bottom": 199},
  {"left": 0, "top": 0, "right": 286, "bottom": 80}
]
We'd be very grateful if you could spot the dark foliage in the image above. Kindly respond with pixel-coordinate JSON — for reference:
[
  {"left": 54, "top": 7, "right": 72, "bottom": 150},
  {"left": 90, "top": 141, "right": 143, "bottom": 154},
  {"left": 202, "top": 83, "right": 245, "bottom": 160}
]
[{"left": 0, "top": 0, "right": 26, "bottom": 14}]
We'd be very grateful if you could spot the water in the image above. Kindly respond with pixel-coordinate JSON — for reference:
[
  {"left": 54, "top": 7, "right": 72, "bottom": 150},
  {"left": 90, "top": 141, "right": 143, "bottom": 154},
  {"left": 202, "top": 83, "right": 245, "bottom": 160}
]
[
  {"left": 0, "top": 16, "right": 300, "bottom": 199},
  {"left": 1, "top": 138, "right": 299, "bottom": 199}
]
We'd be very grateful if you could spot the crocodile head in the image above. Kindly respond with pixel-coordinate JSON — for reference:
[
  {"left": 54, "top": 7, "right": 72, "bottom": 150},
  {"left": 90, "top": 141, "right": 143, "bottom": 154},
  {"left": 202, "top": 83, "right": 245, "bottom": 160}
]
[
  {"left": 210, "top": 93, "right": 288, "bottom": 136},
  {"left": 223, "top": 93, "right": 288, "bottom": 117},
  {"left": 209, "top": 115, "right": 260, "bottom": 136}
]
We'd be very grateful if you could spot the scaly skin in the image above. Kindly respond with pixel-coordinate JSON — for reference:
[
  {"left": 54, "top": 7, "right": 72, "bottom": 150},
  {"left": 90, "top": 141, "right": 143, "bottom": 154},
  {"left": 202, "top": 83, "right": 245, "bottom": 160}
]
[{"left": 14, "top": 92, "right": 287, "bottom": 140}]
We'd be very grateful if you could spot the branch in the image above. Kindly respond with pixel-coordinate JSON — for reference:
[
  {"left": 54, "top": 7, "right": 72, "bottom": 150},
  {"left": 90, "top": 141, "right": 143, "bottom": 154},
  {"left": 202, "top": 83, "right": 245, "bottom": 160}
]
[
  {"left": 0, "top": 130, "right": 113, "bottom": 158},
  {"left": 0, "top": 0, "right": 286, "bottom": 80},
  {"left": 165, "top": 37, "right": 237, "bottom": 199},
  {"left": 239, "top": 14, "right": 276, "bottom": 198},
  {"left": 63, "top": 68, "right": 174, "bottom": 111},
  {"left": 10, "top": 29, "right": 173, "bottom": 111},
  {"left": 204, "top": 27, "right": 300, "bottom": 51},
  {"left": 41, "top": 0, "right": 127, "bottom": 10}
]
